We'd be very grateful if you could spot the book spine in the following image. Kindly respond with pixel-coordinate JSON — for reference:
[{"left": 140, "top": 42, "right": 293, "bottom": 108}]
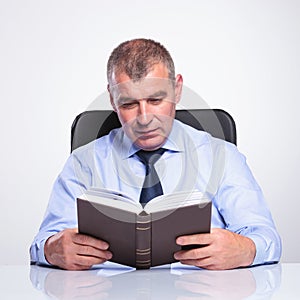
[{"left": 135, "top": 212, "right": 151, "bottom": 269}]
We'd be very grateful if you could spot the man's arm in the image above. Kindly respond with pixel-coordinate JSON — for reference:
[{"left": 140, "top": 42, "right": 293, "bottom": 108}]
[
  {"left": 30, "top": 150, "right": 108, "bottom": 269},
  {"left": 174, "top": 228, "right": 256, "bottom": 270},
  {"left": 173, "top": 141, "right": 281, "bottom": 270},
  {"left": 44, "top": 228, "right": 112, "bottom": 270}
]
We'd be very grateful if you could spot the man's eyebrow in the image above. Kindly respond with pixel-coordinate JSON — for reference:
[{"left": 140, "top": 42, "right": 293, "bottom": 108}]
[
  {"left": 148, "top": 90, "right": 168, "bottom": 98},
  {"left": 117, "top": 96, "right": 137, "bottom": 103},
  {"left": 117, "top": 90, "right": 168, "bottom": 103}
]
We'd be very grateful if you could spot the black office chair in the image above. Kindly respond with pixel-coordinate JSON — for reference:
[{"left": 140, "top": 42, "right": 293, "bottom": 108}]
[{"left": 71, "top": 109, "right": 236, "bottom": 152}]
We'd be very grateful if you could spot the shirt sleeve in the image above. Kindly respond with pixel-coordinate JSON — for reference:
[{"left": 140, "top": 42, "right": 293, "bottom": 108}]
[
  {"left": 213, "top": 142, "right": 282, "bottom": 266},
  {"left": 30, "top": 151, "right": 92, "bottom": 265}
]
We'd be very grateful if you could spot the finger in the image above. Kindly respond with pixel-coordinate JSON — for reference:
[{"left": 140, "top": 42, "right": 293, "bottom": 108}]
[
  {"left": 73, "top": 233, "right": 110, "bottom": 250},
  {"left": 59, "top": 256, "right": 107, "bottom": 271},
  {"left": 75, "top": 244, "right": 112, "bottom": 260},
  {"left": 179, "top": 258, "right": 214, "bottom": 269},
  {"left": 176, "top": 233, "right": 212, "bottom": 246},
  {"left": 174, "top": 247, "right": 210, "bottom": 261},
  {"left": 73, "top": 255, "right": 110, "bottom": 269}
]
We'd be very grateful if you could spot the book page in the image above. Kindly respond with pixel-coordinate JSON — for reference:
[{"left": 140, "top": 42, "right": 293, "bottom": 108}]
[
  {"left": 80, "top": 189, "right": 143, "bottom": 214},
  {"left": 79, "top": 189, "right": 210, "bottom": 215},
  {"left": 88, "top": 187, "right": 134, "bottom": 202},
  {"left": 144, "top": 190, "right": 211, "bottom": 214}
]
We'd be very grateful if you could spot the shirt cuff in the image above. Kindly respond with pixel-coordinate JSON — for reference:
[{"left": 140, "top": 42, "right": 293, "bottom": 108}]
[
  {"left": 30, "top": 237, "right": 52, "bottom": 266},
  {"left": 247, "top": 234, "right": 268, "bottom": 266}
]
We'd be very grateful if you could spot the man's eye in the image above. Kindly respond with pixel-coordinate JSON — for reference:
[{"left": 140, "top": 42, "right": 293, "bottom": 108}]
[
  {"left": 120, "top": 102, "right": 138, "bottom": 109},
  {"left": 148, "top": 98, "right": 163, "bottom": 104}
]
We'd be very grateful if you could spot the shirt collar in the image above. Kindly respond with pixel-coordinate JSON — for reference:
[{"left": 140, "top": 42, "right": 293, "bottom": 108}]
[{"left": 116, "top": 119, "right": 186, "bottom": 160}]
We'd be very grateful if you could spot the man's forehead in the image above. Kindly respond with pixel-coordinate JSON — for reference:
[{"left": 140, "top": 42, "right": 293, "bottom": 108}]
[
  {"left": 110, "top": 77, "right": 174, "bottom": 98},
  {"left": 111, "top": 62, "right": 170, "bottom": 83}
]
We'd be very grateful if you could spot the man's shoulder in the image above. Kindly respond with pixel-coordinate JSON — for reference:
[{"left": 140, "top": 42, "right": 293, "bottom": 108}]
[
  {"left": 173, "top": 119, "right": 238, "bottom": 151},
  {"left": 172, "top": 119, "right": 214, "bottom": 146},
  {"left": 72, "top": 127, "right": 123, "bottom": 156}
]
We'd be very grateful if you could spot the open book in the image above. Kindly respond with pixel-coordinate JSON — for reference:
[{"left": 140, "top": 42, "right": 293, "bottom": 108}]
[{"left": 77, "top": 188, "right": 211, "bottom": 269}]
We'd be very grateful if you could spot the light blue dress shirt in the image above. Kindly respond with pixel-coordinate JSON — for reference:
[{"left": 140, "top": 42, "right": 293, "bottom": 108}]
[{"left": 30, "top": 120, "right": 281, "bottom": 266}]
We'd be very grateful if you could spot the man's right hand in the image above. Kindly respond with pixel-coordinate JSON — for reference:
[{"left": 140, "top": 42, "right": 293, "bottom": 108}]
[{"left": 44, "top": 228, "right": 112, "bottom": 270}]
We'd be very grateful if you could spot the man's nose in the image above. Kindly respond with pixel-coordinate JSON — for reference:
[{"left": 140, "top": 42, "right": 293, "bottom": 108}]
[{"left": 137, "top": 100, "right": 153, "bottom": 126}]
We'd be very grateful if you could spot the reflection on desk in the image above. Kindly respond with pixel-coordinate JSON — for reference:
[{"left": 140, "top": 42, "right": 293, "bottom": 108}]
[{"left": 29, "top": 262, "right": 282, "bottom": 300}]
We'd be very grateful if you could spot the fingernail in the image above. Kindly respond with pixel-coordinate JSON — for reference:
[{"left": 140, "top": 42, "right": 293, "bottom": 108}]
[
  {"left": 103, "top": 243, "right": 109, "bottom": 250},
  {"left": 176, "top": 237, "right": 183, "bottom": 245}
]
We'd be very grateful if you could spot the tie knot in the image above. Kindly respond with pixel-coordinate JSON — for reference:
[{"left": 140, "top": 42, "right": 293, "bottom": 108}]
[{"left": 136, "top": 148, "right": 166, "bottom": 166}]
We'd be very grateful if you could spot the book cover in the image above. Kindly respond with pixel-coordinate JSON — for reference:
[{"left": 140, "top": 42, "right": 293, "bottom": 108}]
[{"left": 77, "top": 189, "right": 211, "bottom": 269}]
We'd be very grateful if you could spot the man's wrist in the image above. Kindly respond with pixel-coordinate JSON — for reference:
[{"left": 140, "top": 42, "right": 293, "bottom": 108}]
[
  {"left": 44, "top": 235, "right": 55, "bottom": 266},
  {"left": 242, "top": 236, "right": 256, "bottom": 267}
]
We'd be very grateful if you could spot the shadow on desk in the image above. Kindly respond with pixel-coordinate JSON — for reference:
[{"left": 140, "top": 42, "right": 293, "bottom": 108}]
[{"left": 29, "top": 262, "right": 281, "bottom": 300}]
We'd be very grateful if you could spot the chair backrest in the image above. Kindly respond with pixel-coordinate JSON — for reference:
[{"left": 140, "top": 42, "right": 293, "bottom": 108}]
[{"left": 71, "top": 109, "right": 236, "bottom": 152}]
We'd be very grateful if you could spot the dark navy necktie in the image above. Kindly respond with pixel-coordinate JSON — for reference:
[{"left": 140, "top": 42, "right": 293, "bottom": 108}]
[{"left": 136, "top": 148, "right": 166, "bottom": 206}]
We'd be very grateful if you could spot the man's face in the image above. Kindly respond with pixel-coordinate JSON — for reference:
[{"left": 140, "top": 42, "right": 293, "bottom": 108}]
[{"left": 109, "top": 63, "right": 182, "bottom": 151}]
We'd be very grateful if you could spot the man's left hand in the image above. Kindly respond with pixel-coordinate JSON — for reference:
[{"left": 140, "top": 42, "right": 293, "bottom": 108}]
[{"left": 174, "top": 228, "right": 256, "bottom": 270}]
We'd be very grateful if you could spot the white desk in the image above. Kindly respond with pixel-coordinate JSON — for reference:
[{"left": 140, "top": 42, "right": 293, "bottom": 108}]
[{"left": 0, "top": 263, "right": 299, "bottom": 299}]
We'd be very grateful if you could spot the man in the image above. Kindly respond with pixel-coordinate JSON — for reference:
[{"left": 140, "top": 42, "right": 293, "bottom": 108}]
[{"left": 30, "top": 38, "right": 281, "bottom": 270}]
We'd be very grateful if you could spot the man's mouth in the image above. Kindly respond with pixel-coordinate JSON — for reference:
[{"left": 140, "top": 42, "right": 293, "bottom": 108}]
[{"left": 135, "top": 128, "right": 159, "bottom": 139}]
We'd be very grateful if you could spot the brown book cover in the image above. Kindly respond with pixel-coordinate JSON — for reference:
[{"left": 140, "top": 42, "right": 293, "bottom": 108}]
[{"left": 77, "top": 189, "right": 211, "bottom": 269}]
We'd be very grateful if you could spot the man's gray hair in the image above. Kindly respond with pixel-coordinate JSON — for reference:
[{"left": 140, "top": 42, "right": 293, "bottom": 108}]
[{"left": 107, "top": 38, "right": 175, "bottom": 84}]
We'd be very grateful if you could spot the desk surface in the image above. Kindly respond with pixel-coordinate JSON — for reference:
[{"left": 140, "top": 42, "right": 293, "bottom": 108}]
[{"left": 0, "top": 263, "right": 299, "bottom": 299}]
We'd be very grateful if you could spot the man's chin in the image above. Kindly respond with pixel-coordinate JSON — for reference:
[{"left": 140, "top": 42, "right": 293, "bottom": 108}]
[{"left": 134, "top": 137, "right": 166, "bottom": 151}]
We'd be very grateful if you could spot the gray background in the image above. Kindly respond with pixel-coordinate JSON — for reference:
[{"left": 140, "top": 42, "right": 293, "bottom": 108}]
[{"left": 0, "top": 0, "right": 299, "bottom": 264}]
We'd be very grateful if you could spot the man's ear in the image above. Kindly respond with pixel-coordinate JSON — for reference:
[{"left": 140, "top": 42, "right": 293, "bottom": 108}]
[
  {"left": 107, "top": 84, "right": 117, "bottom": 112},
  {"left": 174, "top": 74, "right": 183, "bottom": 104}
]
